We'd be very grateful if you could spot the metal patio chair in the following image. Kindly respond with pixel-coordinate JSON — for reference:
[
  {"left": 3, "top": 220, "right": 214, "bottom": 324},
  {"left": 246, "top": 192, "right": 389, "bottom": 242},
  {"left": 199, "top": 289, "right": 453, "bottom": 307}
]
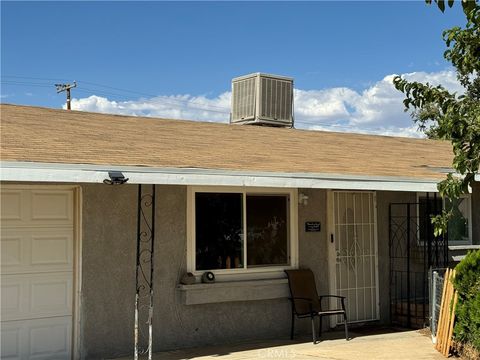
[{"left": 285, "top": 269, "right": 349, "bottom": 344}]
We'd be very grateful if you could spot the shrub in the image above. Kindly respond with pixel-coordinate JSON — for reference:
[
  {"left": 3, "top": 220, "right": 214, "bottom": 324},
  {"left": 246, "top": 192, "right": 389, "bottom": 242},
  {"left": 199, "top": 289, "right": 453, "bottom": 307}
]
[{"left": 453, "top": 249, "right": 480, "bottom": 350}]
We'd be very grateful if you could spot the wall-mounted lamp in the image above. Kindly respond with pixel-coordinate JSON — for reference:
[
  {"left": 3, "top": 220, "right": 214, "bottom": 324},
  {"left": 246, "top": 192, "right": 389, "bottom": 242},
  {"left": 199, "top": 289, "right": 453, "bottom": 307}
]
[
  {"left": 298, "top": 193, "right": 309, "bottom": 206},
  {"left": 103, "top": 171, "right": 129, "bottom": 185}
]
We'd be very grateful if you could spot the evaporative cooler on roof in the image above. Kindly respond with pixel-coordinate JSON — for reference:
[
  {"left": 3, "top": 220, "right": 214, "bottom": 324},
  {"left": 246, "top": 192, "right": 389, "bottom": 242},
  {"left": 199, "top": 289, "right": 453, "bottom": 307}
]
[{"left": 230, "top": 73, "right": 294, "bottom": 128}]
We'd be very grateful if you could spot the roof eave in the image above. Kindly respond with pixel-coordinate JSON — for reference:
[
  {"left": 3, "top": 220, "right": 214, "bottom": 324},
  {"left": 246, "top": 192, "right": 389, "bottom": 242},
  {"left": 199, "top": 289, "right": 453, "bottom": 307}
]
[{"left": 0, "top": 161, "right": 442, "bottom": 192}]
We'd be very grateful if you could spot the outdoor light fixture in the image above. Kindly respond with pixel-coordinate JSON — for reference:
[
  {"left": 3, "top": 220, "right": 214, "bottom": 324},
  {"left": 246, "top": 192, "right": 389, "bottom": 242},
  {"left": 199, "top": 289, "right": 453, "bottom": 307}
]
[
  {"left": 103, "top": 171, "right": 129, "bottom": 185},
  {"left": 298, "top": 193, "right": 309, "bottom": 206}
]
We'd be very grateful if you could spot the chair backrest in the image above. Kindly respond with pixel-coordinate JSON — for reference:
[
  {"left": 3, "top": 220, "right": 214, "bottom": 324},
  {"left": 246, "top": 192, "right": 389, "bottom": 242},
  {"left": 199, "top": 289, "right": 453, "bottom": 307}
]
[{"left": 285, "top": 269, "right": 321, "bottom": 315}]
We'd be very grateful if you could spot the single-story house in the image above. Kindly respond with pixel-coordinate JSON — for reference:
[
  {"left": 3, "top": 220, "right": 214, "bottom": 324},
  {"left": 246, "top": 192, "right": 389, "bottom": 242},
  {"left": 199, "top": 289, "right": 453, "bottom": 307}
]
[{"left": 1, "top": 103, "right": 479, "bottom": 359}]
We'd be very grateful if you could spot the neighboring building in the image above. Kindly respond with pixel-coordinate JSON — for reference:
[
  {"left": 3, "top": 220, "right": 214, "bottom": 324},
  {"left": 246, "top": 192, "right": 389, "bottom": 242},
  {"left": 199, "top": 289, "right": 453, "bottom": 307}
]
[{"left": 1, "top": 103, "right": 478, "bottom": 359}]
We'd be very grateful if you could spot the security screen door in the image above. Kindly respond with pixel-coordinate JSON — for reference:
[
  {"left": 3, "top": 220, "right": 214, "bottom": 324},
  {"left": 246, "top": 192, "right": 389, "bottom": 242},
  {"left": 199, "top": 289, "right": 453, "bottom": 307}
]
[{"left": 331, "top": 191, "right": 378, "bottom": 324}]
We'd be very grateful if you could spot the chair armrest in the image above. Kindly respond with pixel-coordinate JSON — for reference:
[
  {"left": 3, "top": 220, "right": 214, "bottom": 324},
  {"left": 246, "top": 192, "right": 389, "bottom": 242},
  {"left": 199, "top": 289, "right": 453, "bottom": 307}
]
[
  {"left": 288, "top": 296, "right": 314, "bottom": 303},
  {"left": 318, "top": 295, "right": 346, "bottom": 300},
  {"left": 318, "top": 295, "right": 347, "bottom": 312}
]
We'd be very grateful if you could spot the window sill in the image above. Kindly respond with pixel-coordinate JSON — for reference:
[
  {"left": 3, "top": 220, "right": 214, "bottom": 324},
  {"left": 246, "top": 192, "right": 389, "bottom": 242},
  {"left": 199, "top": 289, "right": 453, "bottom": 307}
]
[
  {"left": 448, "top": 244, "right": 479, "bottom": 262},
  {"left": 177, "top": 278, "right": 289, "bottom": 305},
  {"left": 448, "top": 244, "right": 479, "bottom": 250}
]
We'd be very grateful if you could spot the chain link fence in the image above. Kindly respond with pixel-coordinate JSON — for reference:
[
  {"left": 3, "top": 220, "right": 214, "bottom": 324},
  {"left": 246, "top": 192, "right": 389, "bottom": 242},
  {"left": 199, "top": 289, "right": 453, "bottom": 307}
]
[{"left": 429, "top": 268, "right": 447, "bottom": 341}]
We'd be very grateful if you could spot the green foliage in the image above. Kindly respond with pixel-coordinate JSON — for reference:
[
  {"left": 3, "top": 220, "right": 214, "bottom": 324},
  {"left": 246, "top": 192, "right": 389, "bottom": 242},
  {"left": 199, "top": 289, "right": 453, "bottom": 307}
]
[
  {"left": 453, "top": 250, "right": 480, "bottom": 350},
  {"left": 431, "top": 210, "right": 451, "bottom": 237},
  {"left": 393, "top": 0, "right": 480, "bottom": 235}
]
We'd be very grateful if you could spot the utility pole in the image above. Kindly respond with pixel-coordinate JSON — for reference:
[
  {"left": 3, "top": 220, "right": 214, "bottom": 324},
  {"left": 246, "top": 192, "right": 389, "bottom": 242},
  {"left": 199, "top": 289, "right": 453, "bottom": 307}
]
[{"left": 55, "top": 81, "right": 77, "bottom": 110}]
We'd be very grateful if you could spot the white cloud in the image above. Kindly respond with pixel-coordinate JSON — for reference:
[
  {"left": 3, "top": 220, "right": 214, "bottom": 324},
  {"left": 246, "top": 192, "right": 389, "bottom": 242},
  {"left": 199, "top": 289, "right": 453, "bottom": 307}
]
[
  {"left": 68, "top": 69, "right": 461, "bottom": 138},
  {"left": 294, "top": 87, "right": 358, "bottom": 119},
  {"left": 309, "top": 124, "right": 424, "bottom": 138},
  {"left": 68, "top": 93, "right": 231, "bottom": 123}
]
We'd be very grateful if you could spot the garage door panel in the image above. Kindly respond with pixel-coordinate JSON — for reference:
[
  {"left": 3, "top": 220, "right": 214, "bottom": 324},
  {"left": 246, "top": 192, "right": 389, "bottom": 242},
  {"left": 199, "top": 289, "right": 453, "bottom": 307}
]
[
  {"left": 1, "top": 273, "right": 72, "bottom": 321},
  {"left": 30, "top": 274, "right": 73, "bottom": 317},
  {"left": 29, "top": 317, "right": 71, "bottom": 359},
  {"left": 1, "top": 236, "right": 23, "bottom": 266},
  {"left": 0, "top": 190, "right": 23, "bottom": 222},
  {"left": 1, "top": 283, "right": 23, "bottom": 320},
  {"left": 1, "top": 229, "right": 73, "bottom": 274},
  {"left": 31, "top": 233, "right": 72, "bottom": 266},
  {"left": 1, "top": 187, "right": 74, "bottom": 359},
  {"left": 1, "top": 323, "right": 21, "bottom": 360},
  {"left": 1, "top": 317, "right": 72, "bottom": 360},
  {"left": 30, "top": 191, "right": 73, "bottom": 224},
  {"left": 1, "top": 189, "right": 73, "bottom": 227}
]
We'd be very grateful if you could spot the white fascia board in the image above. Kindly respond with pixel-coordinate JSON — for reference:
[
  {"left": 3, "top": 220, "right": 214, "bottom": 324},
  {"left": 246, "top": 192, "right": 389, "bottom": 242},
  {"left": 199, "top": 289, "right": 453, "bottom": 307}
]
[
  {"left": 0, "top": 164, "right": 105, "bottom": 183},
  {"left": 0, "top": 161, "right": 440, "bottom": 192}
]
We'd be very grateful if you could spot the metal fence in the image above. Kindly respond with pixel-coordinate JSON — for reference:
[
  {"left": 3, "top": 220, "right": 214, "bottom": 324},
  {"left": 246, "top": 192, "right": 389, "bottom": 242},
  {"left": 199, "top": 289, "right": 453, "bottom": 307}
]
[
  {"left": 389, "top": 202, "right": 448, "bottom": 329},
  {"left": 429, "top": 268, "right": 446, "bottom": 339}
]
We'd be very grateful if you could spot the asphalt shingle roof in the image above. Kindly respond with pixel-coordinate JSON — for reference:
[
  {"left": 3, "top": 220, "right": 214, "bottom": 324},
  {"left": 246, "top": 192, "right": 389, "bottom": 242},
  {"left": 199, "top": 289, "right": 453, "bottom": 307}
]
[{"left": 0, "top": 104, "right": 454, "bottom": 180}]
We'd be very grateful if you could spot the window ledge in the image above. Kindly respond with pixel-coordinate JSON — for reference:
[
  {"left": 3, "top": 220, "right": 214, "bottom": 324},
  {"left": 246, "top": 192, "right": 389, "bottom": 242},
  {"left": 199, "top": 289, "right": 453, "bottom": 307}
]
[
  {"left": 177, "top": 278, "right": 289, "bottom": 305},
  {"left": 448, "top": 244, "right": 479, "bottom": 251}
]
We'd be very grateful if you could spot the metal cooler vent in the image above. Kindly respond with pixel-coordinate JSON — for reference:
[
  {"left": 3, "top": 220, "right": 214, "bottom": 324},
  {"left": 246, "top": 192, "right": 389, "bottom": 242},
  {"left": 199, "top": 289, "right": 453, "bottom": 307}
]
[
  {"left": 232, "top": 77, "right": 256, "bottom": 121},
  {"left": 230, "top": 73, "right": 294, "bottom": 128}
]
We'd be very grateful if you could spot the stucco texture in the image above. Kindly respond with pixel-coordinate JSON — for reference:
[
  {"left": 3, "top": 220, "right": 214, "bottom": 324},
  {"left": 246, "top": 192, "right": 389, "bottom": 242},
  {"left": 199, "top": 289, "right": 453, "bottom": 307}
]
[
  {"left": 81, "top": 185, "right": 295, "bottom": 359},
  {"left": 81, "top": 184, "right": 138, "bottom": 358},
  {"left": 80, "top": 185, "right": 415, "bottom": 359}
]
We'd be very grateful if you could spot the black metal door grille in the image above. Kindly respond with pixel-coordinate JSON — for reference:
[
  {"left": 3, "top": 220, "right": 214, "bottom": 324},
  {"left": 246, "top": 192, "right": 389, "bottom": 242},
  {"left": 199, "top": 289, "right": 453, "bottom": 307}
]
[{"left": 389, "top": 198, "right": 447, "bottom": 329}]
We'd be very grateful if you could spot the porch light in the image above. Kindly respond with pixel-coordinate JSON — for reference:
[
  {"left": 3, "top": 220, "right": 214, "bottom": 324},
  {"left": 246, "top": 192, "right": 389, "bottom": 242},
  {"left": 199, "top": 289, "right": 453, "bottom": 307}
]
[
  {"left": 103, "top": 171, "right": 129, "bottom": 185},
  {"left": 298, "top": 193, "right": 309, "bottom": 206}
]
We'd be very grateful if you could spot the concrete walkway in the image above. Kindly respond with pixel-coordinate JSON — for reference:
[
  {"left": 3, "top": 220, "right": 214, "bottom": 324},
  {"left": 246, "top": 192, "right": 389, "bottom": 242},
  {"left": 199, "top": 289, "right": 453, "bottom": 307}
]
[{"left": 116, "top": 329, "right": 444, "bottom": 360}]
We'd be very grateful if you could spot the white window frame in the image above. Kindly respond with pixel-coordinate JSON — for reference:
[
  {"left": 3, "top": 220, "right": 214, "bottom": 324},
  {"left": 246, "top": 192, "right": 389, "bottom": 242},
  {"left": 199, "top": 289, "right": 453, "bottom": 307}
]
[
  {"left": 187, "top": 186, "right": 298, "bottom": 280},
  {"left": 444, "top": 193, "right": 473, "bottom": 245},
  {"left": 416, "top": 192, "right": 472, "bottom": 245}
]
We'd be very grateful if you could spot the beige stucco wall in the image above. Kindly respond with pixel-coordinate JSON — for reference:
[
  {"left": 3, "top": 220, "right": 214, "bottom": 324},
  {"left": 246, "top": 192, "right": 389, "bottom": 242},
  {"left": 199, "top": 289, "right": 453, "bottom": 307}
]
[
  {"left": 79, "top": 185, "right": 416, "bottom": 359},
  {"left": 297, "top": 189, "right": 330, "bottom": 300},
  {"left": 81, "top": 185, "right": 293, "bottom": 359},
  {"left": 80, "top": 184, "right": 138, "bottom": 358},
  {"left": 1, "top": 180, "right": 475, "bottom": 358}
]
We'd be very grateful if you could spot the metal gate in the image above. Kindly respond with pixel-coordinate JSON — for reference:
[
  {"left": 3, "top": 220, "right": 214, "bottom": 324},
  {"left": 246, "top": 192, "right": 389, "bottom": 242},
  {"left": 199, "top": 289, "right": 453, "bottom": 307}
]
[
  {"left": 389, "top": 197, "right": 448, "bottom": 329},
  {"left": 332, "top": 191, "right": 378, "bottom": 324}
]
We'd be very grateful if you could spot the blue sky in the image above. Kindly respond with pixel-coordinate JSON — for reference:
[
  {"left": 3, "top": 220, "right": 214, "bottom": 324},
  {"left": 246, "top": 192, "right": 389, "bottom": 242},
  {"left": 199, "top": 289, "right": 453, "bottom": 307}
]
[{"left": 1, "top": 1, "right": 467, "bottom": 136}]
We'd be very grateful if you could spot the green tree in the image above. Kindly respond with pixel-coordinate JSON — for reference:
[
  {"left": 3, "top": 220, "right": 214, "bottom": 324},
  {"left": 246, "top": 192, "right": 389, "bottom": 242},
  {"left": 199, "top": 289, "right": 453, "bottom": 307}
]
[
  {"left": 393, "top": 0, "right": 480, "bottom": 236},
  {"left": 453, "top": 249, "right": 480, "bottom": 351}
]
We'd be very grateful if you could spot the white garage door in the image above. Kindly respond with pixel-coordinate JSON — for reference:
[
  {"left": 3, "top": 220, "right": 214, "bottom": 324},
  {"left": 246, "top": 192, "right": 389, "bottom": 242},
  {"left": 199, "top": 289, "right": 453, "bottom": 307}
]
[{"left": 1, "top": 187, "right": 75, "bottom": 360}]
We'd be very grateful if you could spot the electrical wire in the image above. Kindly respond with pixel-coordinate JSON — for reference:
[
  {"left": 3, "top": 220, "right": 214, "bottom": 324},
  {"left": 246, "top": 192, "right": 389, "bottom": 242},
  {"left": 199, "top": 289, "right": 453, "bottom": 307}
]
[
  {"left": 1, "top": 75, "right": 412, "bottom": 133},
  {"left": 2, "top": 75, "right": 231, "bottom": 112},
  {"left": 1, "top": 79, "right": 230, "bottom": 114},
  {"left": 1, "top": 75, "right": 72, "bottom": 82},
  {"left": 78, "top": 80, "right": 230, "bottom": 111},
  {"left": 1, "top": 80, "right": 54, "bottom": 88},
  {"left": 75, "top": 87, "right": 230, "bottom": 114}
]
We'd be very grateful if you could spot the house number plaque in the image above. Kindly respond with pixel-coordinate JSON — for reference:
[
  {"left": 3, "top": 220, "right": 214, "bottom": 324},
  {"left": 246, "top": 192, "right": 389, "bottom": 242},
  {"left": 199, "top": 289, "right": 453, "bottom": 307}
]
[{"left": 305, "top": 221, "right": 321, "bottom": 232}]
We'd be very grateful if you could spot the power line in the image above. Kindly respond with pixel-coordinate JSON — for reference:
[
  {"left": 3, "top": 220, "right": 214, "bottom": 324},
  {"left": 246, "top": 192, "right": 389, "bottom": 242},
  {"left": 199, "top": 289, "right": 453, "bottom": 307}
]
[
  {"left": 2, "top": 75, "right": 72, "bottom": 82},
  {"left": 1, "top": 81, "right": 52, "bottom": 88},
  {"left": 79, "top": 80, "right": 230, "bottom": 111},
  {"left": 1, "top": 79, "right": 230, "bottom": 114},
  {"left": 55, "top": 82, "right": 77, "bottom": 110},
  {"left": 1, "top": 75, "right": 414, "bottom": 133},
  {"left": 77, "top": 87, "right": 230, "bottom": 114},
  {"left": 2, "top": 75, "right": 231, "bottom": 111}
]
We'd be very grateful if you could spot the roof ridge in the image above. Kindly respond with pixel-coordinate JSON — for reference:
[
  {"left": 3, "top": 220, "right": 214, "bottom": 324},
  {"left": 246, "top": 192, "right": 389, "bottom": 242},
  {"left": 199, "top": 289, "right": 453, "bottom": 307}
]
[{"left": 0, "top": 103, "right": 449, "bottom": 143}]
